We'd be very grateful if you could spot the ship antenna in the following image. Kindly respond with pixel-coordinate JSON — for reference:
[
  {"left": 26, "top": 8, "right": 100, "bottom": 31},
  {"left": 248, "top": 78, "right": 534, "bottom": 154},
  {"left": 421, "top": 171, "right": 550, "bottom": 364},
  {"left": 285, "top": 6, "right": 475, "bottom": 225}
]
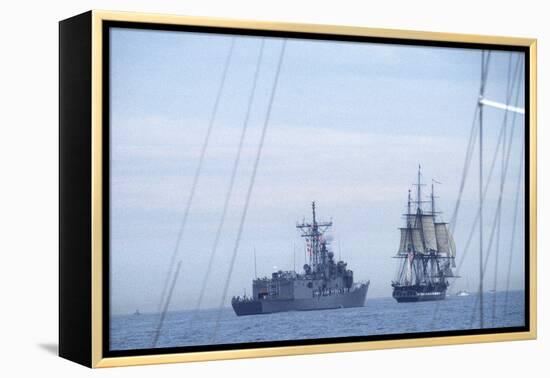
[
  {"left": 312, "top": 201, "right": 317, "bottom": 226},
  {"left": 293, "top": 243, "right": 296, "bottom": 271},
  {"left": 254, "top": 247, "right": 257, "bottom": 279}
]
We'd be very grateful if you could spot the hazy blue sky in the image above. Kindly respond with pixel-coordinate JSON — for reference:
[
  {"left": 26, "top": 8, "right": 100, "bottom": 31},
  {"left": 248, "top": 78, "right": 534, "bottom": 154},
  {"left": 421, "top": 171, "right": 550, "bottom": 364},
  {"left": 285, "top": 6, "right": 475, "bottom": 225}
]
[{"left": 109, "top": 27, "right": 525, "bottom": 315}]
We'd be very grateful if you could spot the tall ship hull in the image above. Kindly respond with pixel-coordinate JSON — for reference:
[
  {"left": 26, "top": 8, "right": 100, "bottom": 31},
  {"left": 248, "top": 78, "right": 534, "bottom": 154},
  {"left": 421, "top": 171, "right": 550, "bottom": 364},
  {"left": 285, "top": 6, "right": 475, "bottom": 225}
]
[
  {"left": 233, "top": 282, "right": 369, "bottom": 316},
  {"left": 232, "top": 202, "right": 369, "bottom": 316},
  {"left": 391, "top": 283, "right": 447, "bottom": 303}
]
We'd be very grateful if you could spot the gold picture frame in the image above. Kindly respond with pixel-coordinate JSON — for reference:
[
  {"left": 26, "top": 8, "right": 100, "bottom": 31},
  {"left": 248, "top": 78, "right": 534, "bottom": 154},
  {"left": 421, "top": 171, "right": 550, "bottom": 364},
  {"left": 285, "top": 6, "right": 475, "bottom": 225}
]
[{"left": 59, "top": 10, "right": 537, "bottom": 368}]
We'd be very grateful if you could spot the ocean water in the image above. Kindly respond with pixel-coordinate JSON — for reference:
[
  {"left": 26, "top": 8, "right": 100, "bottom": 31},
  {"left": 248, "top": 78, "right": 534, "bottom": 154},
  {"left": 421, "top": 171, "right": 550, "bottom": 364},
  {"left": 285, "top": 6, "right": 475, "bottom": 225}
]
[{"left": 110, "top": 290, "right": 525, "bottom": 351}]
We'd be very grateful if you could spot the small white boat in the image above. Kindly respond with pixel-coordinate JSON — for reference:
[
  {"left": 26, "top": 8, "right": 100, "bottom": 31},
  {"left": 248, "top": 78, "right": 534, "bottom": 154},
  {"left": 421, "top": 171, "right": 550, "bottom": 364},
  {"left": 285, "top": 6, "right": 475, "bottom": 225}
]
[{"left": 456, "top": 290, "right": 470, "bottom": 297}]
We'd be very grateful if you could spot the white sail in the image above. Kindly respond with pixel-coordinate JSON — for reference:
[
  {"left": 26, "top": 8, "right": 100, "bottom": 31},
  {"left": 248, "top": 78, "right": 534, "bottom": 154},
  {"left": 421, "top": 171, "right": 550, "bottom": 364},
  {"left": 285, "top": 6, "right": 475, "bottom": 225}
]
[
  {"left": 435, "top": 222, "right": 456, "bottom": 257},
  {"left": 448, "top": 229, "right": 456, "bottom": 258},
  {"left": 421, "top": 214, "right": 437, "bottom": 252}
]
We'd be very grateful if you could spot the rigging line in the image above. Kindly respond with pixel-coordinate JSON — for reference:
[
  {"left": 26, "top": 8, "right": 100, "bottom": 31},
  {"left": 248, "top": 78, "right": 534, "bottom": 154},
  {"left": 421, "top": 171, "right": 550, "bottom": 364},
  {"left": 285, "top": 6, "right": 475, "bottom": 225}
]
[
  {"left": 152, "top": 261, "right": 182, "bottom": 347},
  {"left": 211, "top": 39, "right": 287, "bottom": 343},
  {"left": 191, "top": 39, "right": 266, "bottom": 320},
  {"left": 452, "top": 55, "right": 520, "bottom": 278},
  {"left": 431, "top": 102, "right": 506, "bottom": 325},
  {"left": 466, "top": 53, "right": 519, "bottom": 324},
  {"left": 452, "top": 55, "right": 519, "bottom": 284},
  {"left": 483, "top": 58, "right": 520, "bottom": 310},
  {"left": 469, "top": 56, "right": 523, "bottom": 327},
  {"left": 504, "top": 137, "right": 525, "bottom": 313},
  {"left": 476, "top": 53, "right": 492, "bottom": 330},
  {"left": 491, "top": 54, "right": 521, "bottom": 325},
  {"left": 461, "top": 53, "right": 516, "bottom": 272},
  {"left": 490, "top": 54, "right": 512, "bottom": 326},
  {"left": 450, "top": 115, "right": 510, "bottom": 289},
  {"left": 448, "top": 105, "right": 479, "bottom": 234},
  {"left": 448, "top": 50, "right": 492, "bottom": 234},
  {"left": 480, "top": 57, "right": 522, "bottom": 277},
  {"left": 478, "top": 49, "right": 490, "bottom": 328},
  {"left": 503, "top": 58, "right": 525, "bottom": 313},
  {"left": 431, "top": 51, "right": 491, "bottom": 327},
  {"left": 465, "top": 53, "right": 519, "bottom": 242},
  {"left": 156, "top": 38, "right": 236, "bottom": 314}
]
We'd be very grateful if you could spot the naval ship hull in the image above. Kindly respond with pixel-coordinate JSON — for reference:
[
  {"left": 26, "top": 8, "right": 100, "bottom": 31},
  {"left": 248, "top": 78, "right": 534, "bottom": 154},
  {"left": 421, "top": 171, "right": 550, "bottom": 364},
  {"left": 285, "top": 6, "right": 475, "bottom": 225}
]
[
  {"left": 392, "top": 283, "right": 447, "bottom": 303},
  {"left": 232, "top": 283, "right": 369, "bottom": 316}
]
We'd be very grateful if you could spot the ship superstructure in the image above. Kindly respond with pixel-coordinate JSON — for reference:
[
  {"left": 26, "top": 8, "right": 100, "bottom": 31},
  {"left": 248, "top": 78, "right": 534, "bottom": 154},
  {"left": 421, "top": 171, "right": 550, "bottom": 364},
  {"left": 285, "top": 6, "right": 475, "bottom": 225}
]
[
  {"left": 232, "top": 202, "right": 369, "bottom": 316},
  {"left": 391, "top": 166, "right": 457, "bottom": 302}
]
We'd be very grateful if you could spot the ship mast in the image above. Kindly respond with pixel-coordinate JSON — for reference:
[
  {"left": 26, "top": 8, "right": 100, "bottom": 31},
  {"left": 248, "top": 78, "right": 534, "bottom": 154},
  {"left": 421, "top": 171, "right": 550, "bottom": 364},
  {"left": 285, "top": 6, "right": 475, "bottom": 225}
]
[
  {"left": 414, "top": 165, "right": 428, "bottom": 251},
  {"left": 431, "top": 180, "right": 435, "bottom": 216},
  {"left": 431, "top": 179, "right": 442, "bottom": 218},
  {"left": 412, "top": 165, "right": 428, "bottom": 217},
  {"left": 254, "top": 248, "right": 257, "bottom": 279},
  {"left": 407, "top": 189, "right": 411, "bottom": 222},
  {"left": 417, "top": 165, "right": 422, "bottom": 212},
  {"left": 312, "top": 201, "right": 317, "bottom": 226},
  {"left": 297, "top": 202, "right": 332, "bottom": 273}
]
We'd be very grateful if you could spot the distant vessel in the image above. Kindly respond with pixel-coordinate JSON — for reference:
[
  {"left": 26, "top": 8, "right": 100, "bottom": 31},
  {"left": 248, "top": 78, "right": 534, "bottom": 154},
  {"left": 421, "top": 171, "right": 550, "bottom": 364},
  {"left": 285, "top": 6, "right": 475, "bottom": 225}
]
[
  {"left": 456, "top": 278, "right": 471, "bottom": 297},
  {"left": 391, "top": 166, "right": 457, "bottom": 303},
  {"left": 134, "top": 309, "right": 141, "bottom": 316},
  {"left": 232, "top": 202, "right": 369, "bottom": 316}
]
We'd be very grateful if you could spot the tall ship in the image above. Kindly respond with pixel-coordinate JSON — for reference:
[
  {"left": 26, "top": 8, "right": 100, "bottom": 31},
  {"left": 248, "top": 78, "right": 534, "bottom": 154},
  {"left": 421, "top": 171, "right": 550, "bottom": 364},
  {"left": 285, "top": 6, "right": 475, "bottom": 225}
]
[
  {"left": 391, "top": 166, "right": 457, "bottom": 303},
  {"left": 232, "top": 202, "right": 369, "bottom": 316}
]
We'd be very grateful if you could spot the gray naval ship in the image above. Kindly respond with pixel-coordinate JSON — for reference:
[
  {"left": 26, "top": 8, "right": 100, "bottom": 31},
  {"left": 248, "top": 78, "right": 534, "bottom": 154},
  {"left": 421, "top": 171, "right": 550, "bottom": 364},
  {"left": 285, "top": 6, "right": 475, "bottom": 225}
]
[{"left": 232, "top": 202, "right": 369, "bottom": 316}]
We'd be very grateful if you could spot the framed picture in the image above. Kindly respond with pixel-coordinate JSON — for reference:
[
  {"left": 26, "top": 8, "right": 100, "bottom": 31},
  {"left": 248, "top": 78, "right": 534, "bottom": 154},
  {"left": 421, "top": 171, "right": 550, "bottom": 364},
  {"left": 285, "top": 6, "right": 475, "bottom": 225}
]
[{"left": 59, "top": 10, "right": 537, "bottom": 368}]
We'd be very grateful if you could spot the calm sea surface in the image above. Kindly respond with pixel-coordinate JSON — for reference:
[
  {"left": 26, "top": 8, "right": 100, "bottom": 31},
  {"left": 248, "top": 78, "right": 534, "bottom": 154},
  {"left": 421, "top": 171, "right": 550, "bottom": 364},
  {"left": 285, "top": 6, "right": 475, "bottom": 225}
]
[{"left": 110, "top": 290, "right": 525, "bottom": 351}]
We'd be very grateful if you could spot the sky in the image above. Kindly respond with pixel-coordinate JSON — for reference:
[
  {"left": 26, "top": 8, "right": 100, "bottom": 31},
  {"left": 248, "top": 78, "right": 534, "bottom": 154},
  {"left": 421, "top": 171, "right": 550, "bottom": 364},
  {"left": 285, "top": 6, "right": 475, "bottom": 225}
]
[{"left": 109, "top": 27, "right": 526, "bottom": 316}]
